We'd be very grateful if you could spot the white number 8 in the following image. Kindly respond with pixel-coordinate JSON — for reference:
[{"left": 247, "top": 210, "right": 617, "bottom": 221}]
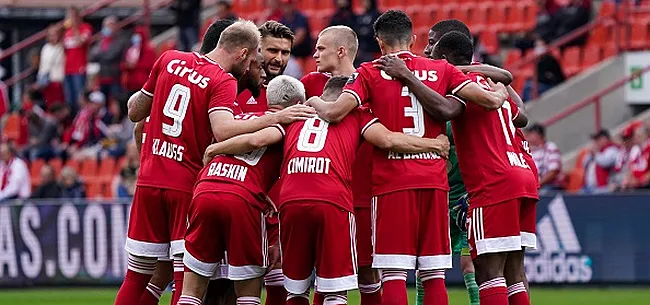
[
  {"left": 297, "top": 118, "right": 329, "bottom": 152},
  {"left": 162, "top": 84, "right": 191, "bottom": 137}
]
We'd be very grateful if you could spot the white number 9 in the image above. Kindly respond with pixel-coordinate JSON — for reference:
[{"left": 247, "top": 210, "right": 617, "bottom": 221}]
[{"left": 162, "top": 84, "right": 191, "bottom": 137}]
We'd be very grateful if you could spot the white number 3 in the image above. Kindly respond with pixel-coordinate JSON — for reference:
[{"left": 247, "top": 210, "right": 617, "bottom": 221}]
[
  {"left": 162, "top": 84, "right": 191, "bottom": 137},
  {"left": 401, "top": 86, "right": 425, "bottom": 137}
]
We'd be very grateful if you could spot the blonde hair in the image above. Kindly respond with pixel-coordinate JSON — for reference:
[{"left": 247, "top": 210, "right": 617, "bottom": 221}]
[
  {"left": 266, "top": 75, "right": 305, "bottom": 107},
  {"left": 319, "top": 26, "right": 359, "bottom": 59}
]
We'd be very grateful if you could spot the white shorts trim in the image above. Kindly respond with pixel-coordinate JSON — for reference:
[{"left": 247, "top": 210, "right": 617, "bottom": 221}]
[
  {"left": 210, "top": 262, "right": 229, "bottom": 280},
  {"left": 417, "top": 254, "right": 453, "bottom": 270},
  {"left": 125, "top": 238, "right": 169, "bottom": 258},
  {"left": 183, "top": 249, "right": 218, "bottom": 278},
  {"left": 170, "top": 239, "right": 185, "bottom": 257},
  {"left": 521, "top": 232, "right": 537, "bottom": 250},
  {"left": 228, "top": 265, "right": 266, "bottom": 281},
  {"left": 315, "top": 274, "right": 358, "bottom": 293},
  {"left": 475, "top": 236, "right": 522, "bottom": 256},
  {"left": 284, "top": 274, "right": 313, "bottom": 295},
  {"left": 372, "top": 254, "right": 417, "bottom": 269}
]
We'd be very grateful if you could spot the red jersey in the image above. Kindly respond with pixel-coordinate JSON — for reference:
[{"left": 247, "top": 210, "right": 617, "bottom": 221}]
[
  {"left": 236, "top": 87, "right": 268, "bottom": 113},
  {"left": 137, "top": 51, "right": 239, "bottom": 193},
  {"left": 279, "top": 108, "right": 378, "bottom": 212},
  {"left": 451, "top": 72, "right": 538, "bottom": 207},
  {"left": 63, "top": 23, "right": 93, "bottom": 75},
  {"left": 301, "top": 72, "right": 331, "bottom": 98},
  {"left": 194, "top": 112, "right": 284, "bottom": 210},
  {"left": 343, "top": 51, "right": 471, "bottom": 195},
  {"left": 516, "top": 128, "right": 539, "bottom": 186},
  {"left": 352, "top": 142, "right": 373, "bottom": 207}
]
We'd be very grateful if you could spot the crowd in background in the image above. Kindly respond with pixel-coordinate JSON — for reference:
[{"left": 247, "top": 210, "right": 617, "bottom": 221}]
[
  {"left": 0, "top": 0, "right": 646, "bottom": 201},
  {"left": 524, "top": 120, "right": 650, "bottom": 194}
]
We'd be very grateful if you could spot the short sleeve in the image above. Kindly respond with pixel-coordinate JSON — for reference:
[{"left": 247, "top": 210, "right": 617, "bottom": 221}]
[
  {"left": 445, "top": 62, "right": 472, "bottom": 95},
  {"left": 358, "top": 107, "right": 379, "bottom": 135},
  {"left": 508, "top": 99, "right": 520, "bottom": 120},
  {"left": 141, "top": 52, "right": 166, "bottom": 97},
  {"left": 208, "top": 77, "right": 238, "bottom": 115},
  {"left": 342, "top": 67, "right": 371, "bottom": 107}
]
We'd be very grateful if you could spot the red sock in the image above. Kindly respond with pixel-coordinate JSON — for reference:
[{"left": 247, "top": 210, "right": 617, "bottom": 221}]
[
  {"left": 380, "top": 270, "right": 408, "bottom": 305},
  {"left": 139, "top": 282, "right": 164, "bottom": 305},
  {"left": 507, "top": 282, "right": 530, "bottom": 305},
  {"left": 359, "top": 283, "right": 382, "bottom": 305},
  {"left": 114, "top": 256, "right": 156, "bottom": 305},
  {"left": 478, "top": 277, "right": 508, "bottom": 305},
  {"left": 286, "top": 293, "right": 309, "bottom": 305},
  {"left": 172, "top": 258, "right": 184, "bottom": 305},
  {"left": 313, "top": 292, "right": 324, "bottom": 305},
  {"left": 420, "top": 270, "right": 448, "bottom": 305},
  {"left": 265, "top": 269, "right": 287, "bottom": 305}
]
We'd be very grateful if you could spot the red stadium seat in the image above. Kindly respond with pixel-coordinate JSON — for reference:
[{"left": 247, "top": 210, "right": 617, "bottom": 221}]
[
  {"left": 630, "top": 20, "right": 649, "bottom": 50},
  {"left": 603, "top": 44, "right": 618, "bottom": 59},
  {"left": 79, "top": 158, "right": 98, "bottom": 181},
  {"left": 30, "top": 159, "right": 46, "bottom": 186},
  {"left": 562, "top": 47, "right": 582, "bottom": 77},
  {"left": 505, "top": 2, "right": 524, "bottom": 32},
  {"left": 98, "top": 158, "right": 117, "bottom": 184},
  {"left": 49, "top": 158, "right": 63, "bottom": 178},
  {"left": 581, "top": 45, "right": 602, "bottom": 70},
  {"left": 599, "top": 0, "right": 616, "bottom": 17},
  {"left": 449, "top": 5, "right": 470, "bottom": 25},
  {"left": 588, "top": 24, "right": 610, "bottom": 47},
  {"left": 468, "top": 4, "right": 488, "bottom": 33},
  {"left": 86, "top": 182, "right": 103, "bottom": 199},
  {"left": 485, "top": 3, "right": 506, "bottom": 32},
  {"left": 521, "top": 1, "right": 538, "bottom": 30},
  {"left": 504, "top": 49, "right": 522, "bottom": 69},
  {"left": 479, "top": 30, "right": 499, "bottom": 54}
]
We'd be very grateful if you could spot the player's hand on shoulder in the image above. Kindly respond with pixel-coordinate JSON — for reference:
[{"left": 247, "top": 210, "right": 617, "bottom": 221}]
[
  {"left": 273, "top": 104, "right": 317, "bottom": 124},
  {"left": 435, "top": 134, "right": 451, "bottom": 159},
  {"left": 487, "top": 78, "right": 509, "bottom": 105},
  {"left": 203, "top": 144, "right": 218, "bottom": 166},
  {"left": 374, "top": 54, "right": 411, "bottom": 81}
]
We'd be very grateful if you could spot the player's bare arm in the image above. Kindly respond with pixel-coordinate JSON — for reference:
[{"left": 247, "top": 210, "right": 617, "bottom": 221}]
[
  {"left": 363, "top": 123, "right": 451, "bottom": 158},
  {"left": 203, "top": 126, "right": 284, "bottom": 165},
  {"left": 133, "top": 120, "right": 144, "bottom": 153},
  {"left": 209, "top": 105, "right": 314, "bottom": 142},
  {"left": 127, "top": 91, "right": 153, "bottom": 122},
  {"left": 507, "top": 84, "right": 529, "bottom": 128},
  {"left": 455, "top": 80, "right": 508, "bottom": 110},
  {"left": 305, "top": 93, "right": 358, "bottom": 123},
  {"left": 374, "top": 55, "right": 463, "bottom": 121},
  {"left": 457, "top": 64, "right": 513, "bottom": 85}
]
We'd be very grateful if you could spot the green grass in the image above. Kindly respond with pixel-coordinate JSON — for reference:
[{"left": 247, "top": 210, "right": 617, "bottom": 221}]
[{"left": 0, "top": 287, "right": 648, "bottom": 305}]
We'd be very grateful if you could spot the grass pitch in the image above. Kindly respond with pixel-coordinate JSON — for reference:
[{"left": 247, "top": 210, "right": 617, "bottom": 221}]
[{"left": 0, "top": 287, "right": 648, "bottom": 305}]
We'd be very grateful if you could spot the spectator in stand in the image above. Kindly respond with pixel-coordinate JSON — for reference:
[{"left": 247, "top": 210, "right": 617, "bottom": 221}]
[
  {"left": 330, "top": 0, "right": 358, "bottom": 29},
  {"left": 0, "top": 142, "right": 31, "bottom": 201},
  {"left": 215, "top": 0, "right": 237, "bottom": 21},
  {"left": 621, "top": 122, "right": 650, "bottom": 189},
  {"left": 0, "top": 70, "right": 9, "bottom": 119},
  {"left": 36, "top": 25, "right": 66, "bottom": 109},
  {"left": 555, "top": 0, "right": 592, "bottom": 49},
  {"left": 171, "top": 0, "right": 202, "bottom": 51},
  {"left": 26, "top": 104, "right": 69, "bottom": 161},
  {"left": 525, "top": 124, "right": 564, "bottom": 192},
  {"left": 116, "top": 142, "right": 139, "bottom": 198},
  {"left": 25, "top": 48, "right": 41, "bottom": 89},
  {"left": 356, "top": 0, "right": 381, "bottom": 64},
  {"left": 260, "top": 0, "right": 283, "bottom": 24},
  {"left": 280, "top": 0, "right": 312, "bottom": 77},
  {"left": 522, "top": 39, "right": 566, "bottom": 100},
  {"left": 99, "top": 93, "right": 134, "bottom": 158},
  {"left": 62, "top": 6, "right": 93, "bottom": 116},
  {"left": 31, "top": 165, "right": 62, "bottom": 199},
  {"left": 583, "top": 129, "right": 622, "bottom": 193},
  {"left": 62, "top": 90, "right": 107, "bottom": 160},
  {"left": 59, "top": 166, "right": 86, "bottom": 198},
  {"left": 121, "top": 27, "right": 156, "bottom": 94},
  {"left": 90, "top": 16, "right": 129, "bottom": 100}
]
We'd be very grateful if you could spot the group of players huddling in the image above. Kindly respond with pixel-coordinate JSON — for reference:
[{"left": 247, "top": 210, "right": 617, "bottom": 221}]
[{"left": 114, "top": 9, "right": 540, "bottom": 305}]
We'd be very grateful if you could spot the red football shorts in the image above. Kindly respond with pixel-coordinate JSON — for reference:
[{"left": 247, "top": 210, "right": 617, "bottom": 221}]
[
  {"left": 354, "top": 206, "right": 373, "bottom": 268},
  {"left": 184, "top": 192, "right": 267, "bottom": 280},
  {"left": 372, "top": 189, "right": 451, "bottom": 270},
  {"left": 280, "top": 201, "right": 358, "bottom": 294},
  {"left": 467, "top": 197, "right": 538, "bottom": 259},
  {"left": 125, "top": 186, "right": 192, "bottom": 258}
]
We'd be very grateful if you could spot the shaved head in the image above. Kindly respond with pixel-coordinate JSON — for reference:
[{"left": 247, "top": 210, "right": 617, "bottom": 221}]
[{"left": 319, "top": 26, "right": 359, "bottom": 58}]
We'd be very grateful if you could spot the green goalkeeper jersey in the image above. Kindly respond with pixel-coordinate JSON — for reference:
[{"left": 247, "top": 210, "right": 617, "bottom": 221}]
[{"left": 446, "top": 121, "right": 467, "bottom": 203}]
